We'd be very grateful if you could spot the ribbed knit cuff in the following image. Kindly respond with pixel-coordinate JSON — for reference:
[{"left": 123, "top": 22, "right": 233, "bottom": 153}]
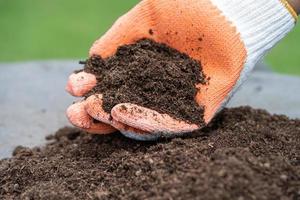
[
  {"left": 211, "top": 0, "right": 295, "bottom": 74},
  {"left": 211, "top": 0, "right": 296, "bottom": 112}
]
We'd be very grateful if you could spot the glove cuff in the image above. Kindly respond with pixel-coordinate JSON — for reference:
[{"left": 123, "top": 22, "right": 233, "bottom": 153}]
[
  {"left": 211, "top": 0, "right": 296, "bottom": 113},
  {"left": 211, "top": 0, "right": 296, "bottom": 73}
]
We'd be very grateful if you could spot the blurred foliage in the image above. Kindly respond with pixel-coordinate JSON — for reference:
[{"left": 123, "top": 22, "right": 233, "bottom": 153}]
[
  {"left": 0, "top": 0, "right": 299, "bottom": 75},
  {"left": 0, "top": 0, "right": 138, "bottom": 61}
]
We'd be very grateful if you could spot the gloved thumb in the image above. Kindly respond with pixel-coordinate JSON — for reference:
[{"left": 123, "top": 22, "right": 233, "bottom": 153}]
[{"left": 89, "top": 0, "right": 153, "bottom": 58}]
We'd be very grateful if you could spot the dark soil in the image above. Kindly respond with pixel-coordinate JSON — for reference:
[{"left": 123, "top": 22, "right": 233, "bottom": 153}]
[
  {"left": 1, "top": 107, "right": 300, "bottom": 200},
  {"left": 83, "top": 39, "right": 207, "bottom": 125}
]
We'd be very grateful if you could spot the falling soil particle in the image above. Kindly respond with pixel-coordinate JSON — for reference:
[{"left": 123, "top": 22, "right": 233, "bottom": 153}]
[
  {"left": 1, "top": 107, "right": 300, "bottom": 200},
  {"left": 84, "top": 39, "right": 207, "bottom": 125}
]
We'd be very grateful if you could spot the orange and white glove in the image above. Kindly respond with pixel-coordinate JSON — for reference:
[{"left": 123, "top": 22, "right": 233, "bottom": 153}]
[{"left": 66, "top": 0, "right": 298, "bottom": 140}]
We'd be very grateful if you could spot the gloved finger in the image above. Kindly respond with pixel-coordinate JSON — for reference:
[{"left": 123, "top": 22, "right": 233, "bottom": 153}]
[
  {"left": 111, "top": 103, "right": 200, "bottom": 134},
  {"left": 66, "top": 71, "right": 97, "bottom": 97},
  {"left": 85, "top": 95, "right": 162, "bottom": 140},
  {"left": 66, "top": 101, "right": 116, "bottom": 134},
  {"left": 85, "top": 94, "right": 112, "bottom": 124}
]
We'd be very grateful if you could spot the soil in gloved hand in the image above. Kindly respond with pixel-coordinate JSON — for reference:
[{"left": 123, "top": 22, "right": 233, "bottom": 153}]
[
  {"left": 83, "top": 39, "right": 207, "bottom": 125},
  {"left": 1, "top": 107, "right": 300, "bottom": 200}
]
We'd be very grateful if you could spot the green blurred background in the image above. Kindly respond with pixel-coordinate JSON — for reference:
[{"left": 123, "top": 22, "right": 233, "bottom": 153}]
[{"left": 0, "top": 0, "right": 299, "bottom": 75}]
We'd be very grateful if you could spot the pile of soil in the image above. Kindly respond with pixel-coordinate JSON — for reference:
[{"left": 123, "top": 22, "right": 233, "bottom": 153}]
[
  {"left": 1, "top": 107, "right": 299, "bottom": 200},
  {"left": 83, "top": 39, "right": 207, "bottom": 125}
]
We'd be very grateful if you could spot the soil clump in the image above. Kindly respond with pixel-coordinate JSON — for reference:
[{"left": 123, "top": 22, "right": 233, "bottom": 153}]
[{"left": 83, "top": 39, "right": 207, "bottom": 125}]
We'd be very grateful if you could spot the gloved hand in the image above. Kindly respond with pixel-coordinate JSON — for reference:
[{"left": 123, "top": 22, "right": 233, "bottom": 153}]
[{"left": 66, "top": 0, "right": 298, "bottom": 140}]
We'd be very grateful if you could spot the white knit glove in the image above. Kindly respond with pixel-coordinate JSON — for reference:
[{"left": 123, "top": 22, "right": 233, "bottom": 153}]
[{"left": 212, "top": 0, "right": 297, "bottom": 112}]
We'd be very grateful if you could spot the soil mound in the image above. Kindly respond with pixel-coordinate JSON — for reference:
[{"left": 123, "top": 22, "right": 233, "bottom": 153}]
[{"left": 1, "top": 107, "right": 299, "bottom": 200}]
